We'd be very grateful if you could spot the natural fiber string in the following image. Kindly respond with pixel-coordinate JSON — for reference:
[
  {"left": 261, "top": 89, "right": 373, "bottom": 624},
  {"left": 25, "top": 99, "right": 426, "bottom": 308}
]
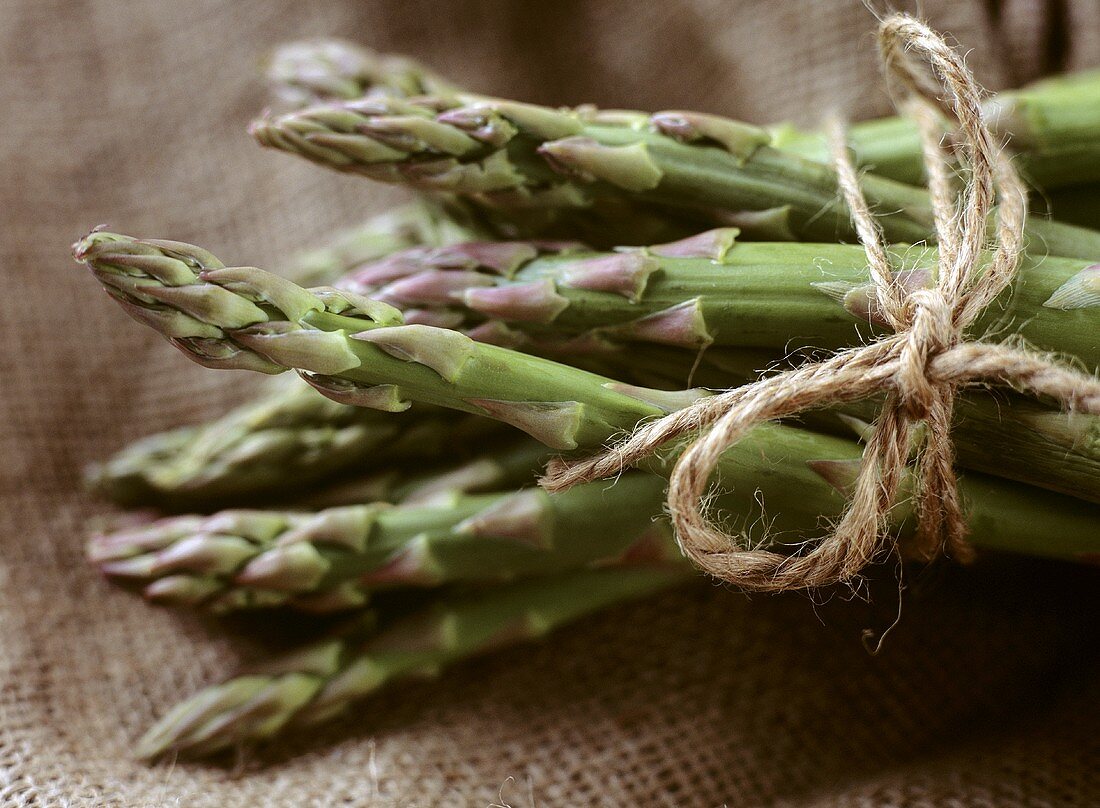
[{"left": 542, "top": 13, "right": 1100, "bottom": 592}]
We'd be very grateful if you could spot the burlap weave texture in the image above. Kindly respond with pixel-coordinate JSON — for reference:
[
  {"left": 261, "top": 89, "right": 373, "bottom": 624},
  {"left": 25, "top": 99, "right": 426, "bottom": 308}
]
[{"left": 2, "top": 1, "right": 1098, "bottom": 805}]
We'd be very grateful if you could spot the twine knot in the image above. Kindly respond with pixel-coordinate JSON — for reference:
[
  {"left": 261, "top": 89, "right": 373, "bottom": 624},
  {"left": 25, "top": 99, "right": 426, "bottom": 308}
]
[
  {"left": 896, "top": 288, "right": 954, "bottom": 420},
  {"left": 541, "top": 13, "right": 1100, "bottom": 592}
]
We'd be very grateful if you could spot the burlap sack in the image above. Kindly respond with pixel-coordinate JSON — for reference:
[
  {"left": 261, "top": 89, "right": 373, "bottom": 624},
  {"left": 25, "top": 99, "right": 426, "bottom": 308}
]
[{"left": 2, "top": 1, "right": 1098, "bottom": 805}]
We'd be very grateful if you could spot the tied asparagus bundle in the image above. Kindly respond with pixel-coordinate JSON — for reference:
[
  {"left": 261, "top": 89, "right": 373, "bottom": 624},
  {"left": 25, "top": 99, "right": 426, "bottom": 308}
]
[
  {"left": 76, "top": 27, "right": 1100, "bottom": 763},
  {"left": 84, "top": 229, "right": 1100, "bottom": 506},
  {"left": 74, "top": 232, "right": 1100, "bottom": 566},
  {"left": 332, "top": 231, "right": 1100, "bottom": 504}
]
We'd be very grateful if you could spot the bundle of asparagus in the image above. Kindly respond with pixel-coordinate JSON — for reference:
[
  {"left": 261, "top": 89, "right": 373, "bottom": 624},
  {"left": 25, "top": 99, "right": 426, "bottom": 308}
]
[{"left": 77, "top": 28, "right": 1100, "bottom": 760}]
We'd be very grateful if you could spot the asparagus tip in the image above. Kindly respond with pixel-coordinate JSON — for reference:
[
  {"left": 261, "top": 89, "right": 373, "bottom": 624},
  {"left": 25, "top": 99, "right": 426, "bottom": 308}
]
[{"left": 135, "top": 674, "right": 321, "bottom": 760}]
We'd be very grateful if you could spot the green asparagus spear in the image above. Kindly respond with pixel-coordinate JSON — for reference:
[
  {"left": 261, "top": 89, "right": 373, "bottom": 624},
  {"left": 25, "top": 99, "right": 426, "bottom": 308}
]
[
  {"left": 250, "top": 92, "right": 1100, "bottom": 259},
  {"left": 86, "top": 373, "right": 503, "bottom": 509},
  {"left": 337, "top": 230, "right": 1100, "bottom": 373},
  {"left": 266, "top": 39, "right": 457, "bottom": 111},
  {"left": 89, "top": 472, "right": 671, "bottom": 613},
  {"left": 297, "top": 436, "right": 550, "bottom": 508},
  {"left": 135, "top": 564, "right": 689, "bottom": 759},
  {"left": 267, "top": 39, "right": 1100, "bottom": 195},
  {"left": 76, "top": 232, "right": 1100, "bottom": 563}
]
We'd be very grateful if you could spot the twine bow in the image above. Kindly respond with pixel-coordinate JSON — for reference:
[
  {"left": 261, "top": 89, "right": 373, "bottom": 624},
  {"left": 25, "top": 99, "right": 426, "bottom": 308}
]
[{"left": 542, "top": 14, "right": 1100, "bottom": 592}]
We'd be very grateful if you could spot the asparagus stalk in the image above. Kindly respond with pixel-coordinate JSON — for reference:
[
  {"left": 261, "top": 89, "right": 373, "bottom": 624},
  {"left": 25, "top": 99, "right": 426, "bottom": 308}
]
[
  {"left": 297, "top": 436, "right": 550, "bottom": 508},
  {"left": 269, "top": 39, "right": 1100, "bottom": 195},
  {"left": 89, "top": 472, "right": 672, "bottom": 613},
  {"left": 86, "top": 372, "right": 503, "bottom": 509},
  {"left": 250, "top": 92, "right": 1100, "bottom": 259},
  {"left": 338, "top": 230, "right": 1100, "bottom": 373},
  {"left": 135, "top": 563, "right": 689, "bottom": 759},
  {"left": 76, "top": 232, "right": 1100, "bottom": 563},
  {"left": 266, "top": 39, "right": 458, "bottom": 111},
  {"left": 772, "top": 68, "right": 1100, "bottom": 190},
  {"left": 829, "top": 399, "right": 1100, "bottom": 505}
]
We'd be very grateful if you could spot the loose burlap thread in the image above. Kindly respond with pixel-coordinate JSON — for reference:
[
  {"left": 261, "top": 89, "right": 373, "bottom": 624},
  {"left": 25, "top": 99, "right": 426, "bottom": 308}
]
[{"left": 543, "top": 13, "right": 1100, "bottom": 592}]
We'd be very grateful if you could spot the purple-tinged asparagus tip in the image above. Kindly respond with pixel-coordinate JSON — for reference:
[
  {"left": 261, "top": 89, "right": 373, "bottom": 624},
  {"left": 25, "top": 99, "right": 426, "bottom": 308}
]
[
  {"left": 277, "top": 505, "right": 384, "bottom": 553},
  {"left": 152, "top": 534, "right": 258, "bottom": 576},
  {"left": 375, "top": 270, "right": 494, "bottom": 307},
  {"left": 338, "top": 250, "right": 436, "bottom": 293},
  {"left": 170, "top": 336, "right": 287, "bottom": 374},
  {"left": 559, "top": 252, "right": 658, "bottom": 301},
  {"left": 464, "top": 97, "right": 585, "bottom": 140},
  {"left": 649, "top": 228, "right": 739, "bottom": 262},
  {"left": 357, "top": 114, "right": 481, "bottom": 156},
  {"left": 358, "top": 535, "right": 442, "bottom": 587},
  {"left": 464, "top": 280, "right": 569, "bottom": 323},
  {"left": 435, "top": 106, "right": 519, "bottom": 147},
  {"left": 85, "top": 515, "right": 205, "bottom": 563},
  {"left": 189, "top": 511, "right": 289, "bottom": 543},
  {"left": 135, "top": 674, "right": 321, "bottom": 760},
  {"left": 426, "top": 241, "right": 540, "bottom": 276},
  {"left": 231, "top": 322, "right": 363, "bottom": 375},
  {"left": 397, "top": 150, "right": 525, "bottom": 193},
  {"left": 597, "top": 298, "right": 713, "bottom": 349}
]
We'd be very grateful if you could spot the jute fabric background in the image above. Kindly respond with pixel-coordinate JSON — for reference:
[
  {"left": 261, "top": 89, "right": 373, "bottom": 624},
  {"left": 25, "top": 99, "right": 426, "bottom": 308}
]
[{"left": 1, "top": 1, "right": 1098, "bottom": 805}]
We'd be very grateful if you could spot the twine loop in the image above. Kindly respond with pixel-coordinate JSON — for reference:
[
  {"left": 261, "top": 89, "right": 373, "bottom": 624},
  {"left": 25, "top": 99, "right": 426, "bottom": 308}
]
[{"left": 541, "top": 14, "right": 1100, "bottom": 592}]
